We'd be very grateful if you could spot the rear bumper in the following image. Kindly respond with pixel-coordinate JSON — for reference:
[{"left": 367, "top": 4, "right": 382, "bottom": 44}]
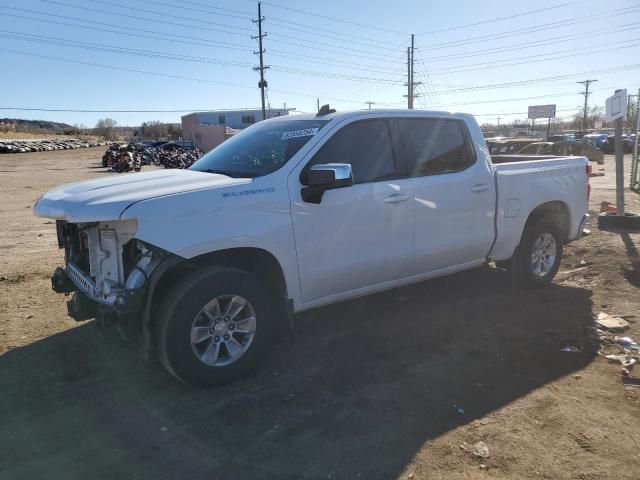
[{"left": 569, "top": 213, "right": 590, "bottom": 242}]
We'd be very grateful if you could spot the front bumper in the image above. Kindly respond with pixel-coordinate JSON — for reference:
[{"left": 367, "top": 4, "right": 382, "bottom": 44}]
[{"left": 51, "top": 263, "right": 145, "bottom": 321}]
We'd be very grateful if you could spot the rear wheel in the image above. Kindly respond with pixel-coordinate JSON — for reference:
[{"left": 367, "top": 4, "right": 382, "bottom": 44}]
[
  {"left": 156, "top": 267, "right": 275, "bottom": 386},
  {"left": 514, "top": 219, "right": 563, "bottom": 288}
]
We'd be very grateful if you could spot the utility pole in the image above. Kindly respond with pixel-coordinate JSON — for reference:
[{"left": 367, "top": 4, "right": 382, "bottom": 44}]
[
  {"left": 410, "top": 34, "right": 415, "bottom": 110},
  {"left": 252, "top": 2, "right": 269, "bottom": 121},
  {"left": 577, "top": 79, "right": 597, "bottom": 131},
  {"left": 632, "top": 88, "right": 640, "bottom": 191},
  {"left": 365, "top": 101, "right": 376, "bottom": 109},
  {"left": 316, "top": 98, "right": 320, "bottom": 113},
  {"left": 406, "top": 47, "right": 411, "bottom": 109},
  {"left": 404, "top": 35, "right": 421, "bottom": 109}
]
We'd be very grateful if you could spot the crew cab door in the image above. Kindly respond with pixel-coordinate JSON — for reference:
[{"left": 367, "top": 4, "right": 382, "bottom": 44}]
[
  {"left": 394, "top": 117, "right": 496, "bottom": 272},
  {"left": 288, "top": 118, "right": 414, "bottom": 303}
]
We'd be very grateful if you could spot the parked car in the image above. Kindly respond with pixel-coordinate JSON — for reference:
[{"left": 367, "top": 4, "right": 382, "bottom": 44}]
[
  {"left": 582, "top": 134, "right": 608, "bottom": 150},
  {"left": 546, "top": 141, "right": 604, "bottom": 164},
  {"left": 517, "top": 142, "right": 553, "bottom": 155},
  {"left": 601, "top": 134, "right": 635, "bottom": 154},
  {"left": 486, "top": 138, "right": 539, "bottom": 155},
  {"left": 517, "top": 141, "right": 603, "bottom": 165},
  {"left": 34, "top": 110, "right": 590, "bottom": 386},
  {"left": 549, "top": 134, "right": 576, "bottom": 142}
]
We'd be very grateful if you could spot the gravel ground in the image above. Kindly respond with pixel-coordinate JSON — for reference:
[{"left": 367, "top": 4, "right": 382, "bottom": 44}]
[{"left": 0, "top": 148, "right": 639, "bottom": 480}]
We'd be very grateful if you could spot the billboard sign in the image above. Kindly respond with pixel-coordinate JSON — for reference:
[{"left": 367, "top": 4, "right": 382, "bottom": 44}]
[{"left": 528, "top": 104, "right": 556, "bottom": 119}]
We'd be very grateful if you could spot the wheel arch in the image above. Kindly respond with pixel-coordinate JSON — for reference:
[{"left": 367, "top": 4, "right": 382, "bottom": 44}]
[
  {"left": 139, "top": 247, "right": 290, "bottom": 357},
  {"left": 524, "top": 200, "right": 571, "bottom": 243}
]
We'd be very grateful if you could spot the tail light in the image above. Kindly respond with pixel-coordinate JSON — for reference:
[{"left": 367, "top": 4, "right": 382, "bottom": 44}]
[{"left": 586, "top": 163, "right": 592, "bottom": 201}]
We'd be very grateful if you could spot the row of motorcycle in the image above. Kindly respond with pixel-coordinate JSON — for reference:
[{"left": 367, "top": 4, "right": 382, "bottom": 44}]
[{"left": 101, "top": 143, "right": 204, "bottom": 172}]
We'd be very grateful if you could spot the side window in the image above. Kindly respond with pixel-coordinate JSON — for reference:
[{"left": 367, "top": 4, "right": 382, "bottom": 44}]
[
  {"left": 398, "top": 119, "right": 474, "bottom": 176},
  {"left": 308, "top": 119, "right": 395, "bottom": 184}
]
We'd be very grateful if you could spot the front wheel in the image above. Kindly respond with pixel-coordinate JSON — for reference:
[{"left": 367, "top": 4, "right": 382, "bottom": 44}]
[
  {"left": 156, "top": 267, "right": 275, "bottom": 386},
  {"left": 514, "top": 219, "right": 563, "bottom": 288}
]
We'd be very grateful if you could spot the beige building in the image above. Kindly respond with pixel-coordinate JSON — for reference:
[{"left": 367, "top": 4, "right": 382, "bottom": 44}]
[{"left": 182, "top": 108, "right": 294, "bottom": 151}]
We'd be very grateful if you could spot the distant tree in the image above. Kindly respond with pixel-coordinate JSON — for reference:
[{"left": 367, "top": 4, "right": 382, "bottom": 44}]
[
  {"left": 95, "top": 118, "right": 118, "bottom": 140},
  {"left": 167, "top": 124, "right": 182, "bottom": 140},
  {"left": 140, "top": 120, "right": 168, "bottom": 140}
]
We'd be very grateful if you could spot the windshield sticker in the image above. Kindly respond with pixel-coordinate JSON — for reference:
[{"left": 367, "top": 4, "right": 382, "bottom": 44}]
[{"left": 281, "top": 128, "right": 319, "bottom": 140}]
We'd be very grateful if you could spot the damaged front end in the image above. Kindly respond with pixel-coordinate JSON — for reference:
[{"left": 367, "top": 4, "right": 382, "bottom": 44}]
[{"left": 53, "top": 219, "right": 164, "bottom": 324}]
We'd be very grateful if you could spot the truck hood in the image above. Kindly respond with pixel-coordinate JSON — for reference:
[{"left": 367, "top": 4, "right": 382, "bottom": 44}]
[{"left": 33, "top": 169, "right": 250, "bottom": 222}]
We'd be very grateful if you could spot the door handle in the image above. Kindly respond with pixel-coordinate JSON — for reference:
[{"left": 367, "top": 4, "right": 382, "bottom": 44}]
[
  {"left": 384, "top": 194, "right": 410, "bottom": 204},
  {"left": 471, "top": 184, "right": 490, "bottom": 192}
]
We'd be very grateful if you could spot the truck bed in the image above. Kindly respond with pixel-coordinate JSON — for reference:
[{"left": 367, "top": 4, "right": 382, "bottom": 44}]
[{"left": 489, "top": 155, "right": 589, "bottom": 262}]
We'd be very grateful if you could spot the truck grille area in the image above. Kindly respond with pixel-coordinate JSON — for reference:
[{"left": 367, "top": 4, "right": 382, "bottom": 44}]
[{"left": 66, "top": 262, "right": 96, "bottom": 298}]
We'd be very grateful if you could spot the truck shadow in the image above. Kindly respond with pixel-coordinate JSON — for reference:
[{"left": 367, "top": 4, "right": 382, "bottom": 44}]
[{"left": 0, "top": 267, "right": 596, "bottom": 479}]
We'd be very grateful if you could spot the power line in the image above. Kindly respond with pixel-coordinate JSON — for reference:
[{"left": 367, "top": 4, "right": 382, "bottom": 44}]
[
  {"left": 428, "top": 39, "right": 640, "bottom": 75},
  {"left": 417, "top": 1, "right": 580, "bottom": 35},
  {"left": 39, "top": 0, "right": 252, "bottom": 36},
  {"left": 0, "top": 31, "right": 404, "bottom": 84},
  {"left": 39, "top": 0, "right": 407, "bottom": 60},
  {"left": 0, "top": 47, "right": 380, "bottom": 106},
  {"left": 141, "top": 0, "right": 404, "bottom": 49},
  {"left": 420, "top": 23, "right": 639, "bottom": 63},
  {"left": 417, "top": 6, "right": 640, "bottom": 52},
  {"left": 139, "top": 0, "right": 254, "bottom": 22},
  {"left": 432, "top": 64, "right": 640, "bottom": 95},
  {"left": 89, "top": 0, "right": 251, "bottom": 29},
  {"left": 242, "top": 0, "right": 408, "bottom": 35},
  {"left": 0, "top": 7, "right": 254, "bottom": 50},
  {"left": 0, "top": 9, "right": 404, "bottom": 74}
]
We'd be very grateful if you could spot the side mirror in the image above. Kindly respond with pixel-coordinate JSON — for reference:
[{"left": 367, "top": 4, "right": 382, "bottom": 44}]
[{"left": 302, "top": 163, "right": 354, "bottom": 203}]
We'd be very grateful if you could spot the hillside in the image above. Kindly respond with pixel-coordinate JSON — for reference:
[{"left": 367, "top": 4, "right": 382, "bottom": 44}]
[{"left": 0, "top": 118, "right": 77, "bottom": 135}]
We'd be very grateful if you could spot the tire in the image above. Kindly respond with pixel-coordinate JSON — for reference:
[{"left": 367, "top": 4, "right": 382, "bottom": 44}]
[
  {"left": 156, "top": 267, "right": 275, "bottom": 386},
  {"left": 514, "top": 219, "right": 563, "bottom": 288},
  {"left": 597, "top": 212, "right": 640, "bottom": 233}
]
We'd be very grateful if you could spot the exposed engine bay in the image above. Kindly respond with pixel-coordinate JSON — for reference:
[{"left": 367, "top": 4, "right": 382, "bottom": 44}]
[{"left": 53, "top": 219, "right": 163, "bottom": 321}]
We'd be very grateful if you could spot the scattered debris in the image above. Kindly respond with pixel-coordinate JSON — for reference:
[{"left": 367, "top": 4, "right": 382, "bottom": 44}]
[
  {"left": 0, "top": 275, "right": 7, "bottom": 281},
  {"left": 616, "top": 336, "right": 640, "bottom": 350},
  {"left": 560, "top": 346, "right": 580, "bottom": 353},
  {"left": 622, "top": 377, "right": 640, "bottom": 388},
  {"left": 282, "top": 393, "right": 296, "bottom": 402},
  {"left": 596, "top": 312, "right": 630, "bottom": 332},
  {"left": 606, "top": 354, "right": 629, "bottom": 364},
  {"left": 573, "top": 374, "right": 583, "bottom": 380},
  {"left": 160, "top": 426, "right": 168, "bottom": 432},
  {"left": 460, "top": 441, "right": 490, "bottom": 458},
  {"left": 453, "top": 405, "right": 465, "bottom": 415},
  {"left": 471, "top": 418, "right": 494, "bottom": 428}
]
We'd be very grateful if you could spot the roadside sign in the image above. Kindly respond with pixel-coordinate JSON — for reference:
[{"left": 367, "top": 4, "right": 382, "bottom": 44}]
[
  {"left": 594, "top": 120, "right": 602, "bottom": 129},
  {"left": 528, "top": 104, "right": 556, "bottom": 119},
  {"left": 605, "top": 89, "right": 627, "bottom": 123}
]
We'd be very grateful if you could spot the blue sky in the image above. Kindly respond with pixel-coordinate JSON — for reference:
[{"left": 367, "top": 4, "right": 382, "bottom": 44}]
[{"left": 1, "top": 0, "right": 638, "bottom": 127}]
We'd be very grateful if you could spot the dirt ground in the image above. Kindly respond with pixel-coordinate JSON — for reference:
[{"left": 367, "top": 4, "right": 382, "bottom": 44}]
[{"left": 1, "top": 148, "right": 639, "bottom": 480}]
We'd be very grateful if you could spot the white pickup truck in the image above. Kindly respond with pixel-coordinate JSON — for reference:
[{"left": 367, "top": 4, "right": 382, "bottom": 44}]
[{"left": 34, "top": 109, "right": 590, "bottom": 386}]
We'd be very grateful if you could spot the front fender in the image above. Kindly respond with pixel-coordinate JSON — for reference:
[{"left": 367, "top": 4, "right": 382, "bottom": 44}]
[{"left": 120, "top": 183, "right": 301, "bottom": 310}]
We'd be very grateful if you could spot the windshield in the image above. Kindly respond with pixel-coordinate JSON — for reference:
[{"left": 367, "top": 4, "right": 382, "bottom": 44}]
[{"left": 190, "top": 119, "right": 329, "bottom": 177}]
